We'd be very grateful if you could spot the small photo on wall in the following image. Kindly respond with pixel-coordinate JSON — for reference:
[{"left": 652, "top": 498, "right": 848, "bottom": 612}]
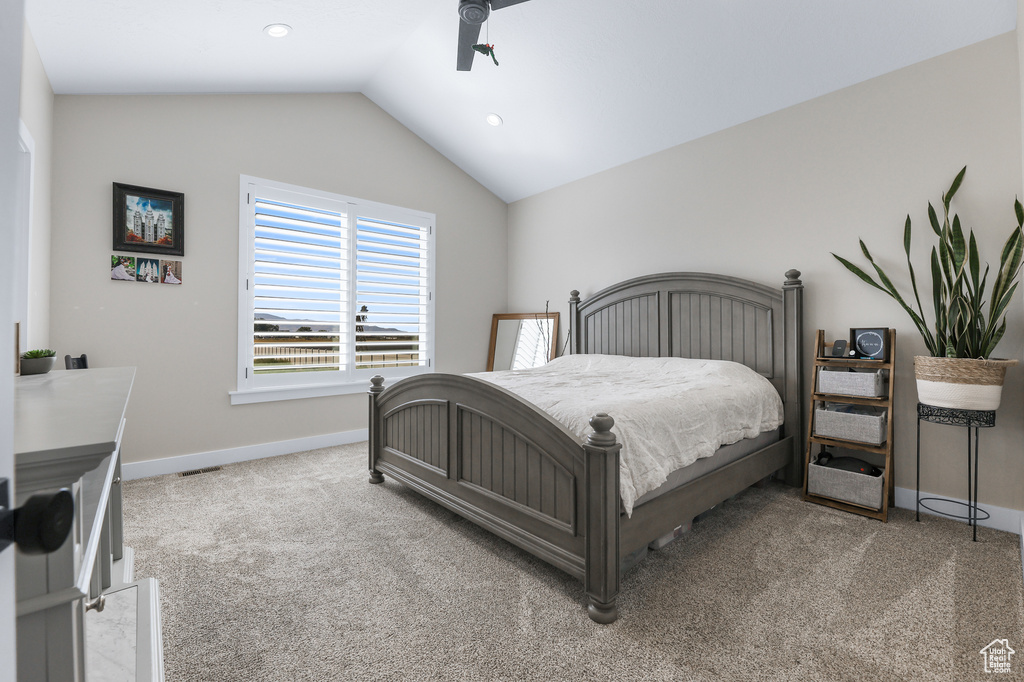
[
  {"left": 136, "top": 257, "right": 160, "bottom": 283},
  {"left": 111, "top": 255, "right": 136, "bottom": 281},
  {"left": 160, "top": 260, "right": 182, "bottom": 285}
]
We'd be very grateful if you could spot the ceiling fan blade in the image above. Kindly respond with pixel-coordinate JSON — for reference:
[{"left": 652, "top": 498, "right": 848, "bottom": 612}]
[
  {"left": 489, "top": 0, "right": 531, "bottom": 9},
  {"left": 457, "top": 18, "right": 482, "bottom": 71}
]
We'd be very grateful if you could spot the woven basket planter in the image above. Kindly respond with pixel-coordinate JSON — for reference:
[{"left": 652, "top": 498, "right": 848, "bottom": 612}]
[{"left": 914, "top": 356, "right": 1018, "bottom": 411}]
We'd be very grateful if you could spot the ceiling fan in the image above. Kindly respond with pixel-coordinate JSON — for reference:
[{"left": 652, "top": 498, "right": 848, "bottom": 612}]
[{"left": 457, "top": 0, "right": 532, "bottom": 71}]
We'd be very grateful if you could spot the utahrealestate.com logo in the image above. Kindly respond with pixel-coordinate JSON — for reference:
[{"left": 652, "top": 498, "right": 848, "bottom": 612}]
[{"left": 980, "top": 639, "right": 1015, "bottom": 674}]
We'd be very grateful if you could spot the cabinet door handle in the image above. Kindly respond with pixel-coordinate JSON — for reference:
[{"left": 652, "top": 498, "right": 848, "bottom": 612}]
[
  {"left": 85, "top": 595, "right": 106, "bottom": 613},
  {"left": 0, "top": 483, "right": 74, "bottom": 555}
]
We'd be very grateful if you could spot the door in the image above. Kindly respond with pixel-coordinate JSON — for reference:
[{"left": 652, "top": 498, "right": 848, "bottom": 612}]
[{"left": 0, "top": 0, "right": 25, "bottom": 680}]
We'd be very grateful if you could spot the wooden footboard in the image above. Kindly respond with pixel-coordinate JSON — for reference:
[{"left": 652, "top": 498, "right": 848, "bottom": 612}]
[{"left": 368, "top": 374, "right": 623, "bottom": 622}]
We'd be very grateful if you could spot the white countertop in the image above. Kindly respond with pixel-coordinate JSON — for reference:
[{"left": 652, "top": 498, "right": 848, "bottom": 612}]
[{"left": 15, "top": 367, "right": 136, "bottom": 499}]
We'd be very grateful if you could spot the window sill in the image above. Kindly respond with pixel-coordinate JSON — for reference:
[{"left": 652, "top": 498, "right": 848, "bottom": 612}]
[{"left": 230, "top": 381, "right": 373, "bottom": 405}]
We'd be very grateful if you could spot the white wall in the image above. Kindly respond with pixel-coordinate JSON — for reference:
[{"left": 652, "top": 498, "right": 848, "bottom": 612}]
[
  {"left": 0, "top": 2, "right": 23, "bottom": 677},
  {"left": 1020, "top": 0, "right": 1024, "bottom": 197},
  {"left": 508, "top": 33, "right": 1024, "bottom": 512},
  {"left": 50, "top": 94, "right": 507, "bottom": 464},
  {"left": 19, "top": 25, "right": 52, "bottom": 350}
]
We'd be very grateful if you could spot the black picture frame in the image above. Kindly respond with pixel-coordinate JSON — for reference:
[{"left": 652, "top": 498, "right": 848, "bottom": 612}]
[
  {"left": 850, "top": 327, "right": 889, "bottom": 361},
  {"left": 112, "top": 182, "right": 184, "bottom": 257}
]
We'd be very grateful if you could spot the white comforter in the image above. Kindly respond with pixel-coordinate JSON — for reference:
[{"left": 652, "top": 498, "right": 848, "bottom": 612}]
[{"left": 469, "top": 354, "right": 784, "bottom": 516}]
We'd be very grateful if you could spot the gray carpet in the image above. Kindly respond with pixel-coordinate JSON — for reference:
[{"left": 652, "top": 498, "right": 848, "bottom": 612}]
[{"left": 123, "top": 443, "right": 1024, "bottom": 681}]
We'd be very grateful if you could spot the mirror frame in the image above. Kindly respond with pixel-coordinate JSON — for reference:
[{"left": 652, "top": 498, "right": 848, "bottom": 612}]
[{"left": 486, "top": 312, "right": 560, "bottom": 371}]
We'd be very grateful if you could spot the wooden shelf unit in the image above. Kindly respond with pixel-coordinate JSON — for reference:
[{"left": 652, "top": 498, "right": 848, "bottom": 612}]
[{"left": 803, "top": 329, "right": 896, "bottom": 521}]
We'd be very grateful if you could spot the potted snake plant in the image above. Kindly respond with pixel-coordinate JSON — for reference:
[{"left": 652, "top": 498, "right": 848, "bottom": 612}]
[{"left": 833, "top": 166, "right": 1023, "bottom": 410}]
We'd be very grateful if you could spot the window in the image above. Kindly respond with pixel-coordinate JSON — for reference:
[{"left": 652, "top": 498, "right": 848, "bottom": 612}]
[{"left": 232, "top": 176, "right": 434, "bottom": 404}]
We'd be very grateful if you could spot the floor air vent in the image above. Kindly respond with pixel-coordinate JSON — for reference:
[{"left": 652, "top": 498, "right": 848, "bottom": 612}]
[{"left": 178, "top": 466, "right": 223, "bottom": 477}]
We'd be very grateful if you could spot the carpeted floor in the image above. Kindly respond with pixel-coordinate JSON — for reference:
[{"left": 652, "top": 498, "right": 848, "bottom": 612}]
[{"left": 123, "top": 443, "right": 1024, "bottom": 681}]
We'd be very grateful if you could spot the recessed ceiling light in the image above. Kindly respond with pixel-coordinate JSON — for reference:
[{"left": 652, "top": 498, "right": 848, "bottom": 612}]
[
  {"left": 486, "top": 113, "right": 503, "bottom": 126},
  {"left": 263, "top": 24, "right": 291, "bottom": 38}
]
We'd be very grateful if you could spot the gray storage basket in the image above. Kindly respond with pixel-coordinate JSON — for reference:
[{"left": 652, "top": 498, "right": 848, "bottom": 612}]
[
  {"left": 814, "top": 405, "right": 887, "bottom": 445},
  {"left": 817, "top": 368, "right": 886, "bottom": 397},
  {"left": 807, "top": 455, "right": 884, "bottom": 510}
]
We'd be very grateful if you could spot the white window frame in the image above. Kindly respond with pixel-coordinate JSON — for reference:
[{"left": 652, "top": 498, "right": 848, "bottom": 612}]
[{"left": 231, "top": 175, "right": 435, "bottom": 405}]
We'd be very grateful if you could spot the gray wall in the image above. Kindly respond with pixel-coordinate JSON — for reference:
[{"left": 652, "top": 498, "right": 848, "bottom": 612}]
[
  {"left": 49, "top": 93, "right": 508, "bottom": 464},
  {"left": 507, "top": 34, "right": 1024, "bottom": 512}
]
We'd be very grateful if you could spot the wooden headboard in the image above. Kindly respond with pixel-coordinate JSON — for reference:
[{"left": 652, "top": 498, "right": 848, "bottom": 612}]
[{"left": 569, "top": 270, "right": 805, "bottom": 482}]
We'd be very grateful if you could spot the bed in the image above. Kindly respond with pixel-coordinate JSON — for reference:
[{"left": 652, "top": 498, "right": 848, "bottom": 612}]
[{"left": 367, "top": 270, "right": 804, "bottom": 623}]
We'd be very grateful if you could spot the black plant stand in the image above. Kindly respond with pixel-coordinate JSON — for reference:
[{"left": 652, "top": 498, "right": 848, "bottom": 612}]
[{"left": 916, "top": 403, "right": 995, "bottom": 541}]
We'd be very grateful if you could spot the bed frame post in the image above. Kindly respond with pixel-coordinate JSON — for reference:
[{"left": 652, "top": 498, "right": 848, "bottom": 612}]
[
  {"left": 368, "top": 375, "right": 385, "bottom": 484},
  {"left": 568, "top": 290, "right": 581, "bottom": 355},
  {"left": 583, "top": 413, "right": 621, "bottom": 624},
  {"left": 782, "top": 270, "right": 804, "bottom": 486}
]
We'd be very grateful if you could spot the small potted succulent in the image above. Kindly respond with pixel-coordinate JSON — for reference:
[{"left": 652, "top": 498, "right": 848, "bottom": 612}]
[{"left": 20, "top": 349, "right": 56, "bottom": 376}]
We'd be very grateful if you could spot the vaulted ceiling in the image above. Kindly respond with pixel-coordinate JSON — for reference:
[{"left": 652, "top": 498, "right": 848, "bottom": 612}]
[{"left": 24, "top": 0, "right": 1016, "bottom": 202}]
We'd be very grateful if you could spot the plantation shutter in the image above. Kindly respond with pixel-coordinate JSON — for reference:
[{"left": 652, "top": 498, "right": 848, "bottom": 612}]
[
  {"left": 354, "top": 214, "right": 430, "bottom": 370},
  {"left": 236, "top": 175, "right": 434, "bottom": 402},
  {"left": 252, "top": 194, "right": 348, "bottom": 377}
]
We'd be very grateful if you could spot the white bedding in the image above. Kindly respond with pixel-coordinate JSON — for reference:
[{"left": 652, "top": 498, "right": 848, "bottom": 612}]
[{"left": 468, "top": 354, "right": 784, "bottom": 516}]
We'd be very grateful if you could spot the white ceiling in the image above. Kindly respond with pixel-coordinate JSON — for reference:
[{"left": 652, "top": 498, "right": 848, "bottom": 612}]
[{"left": 24, "top": 0, "right": 1017, "bottom": 203}]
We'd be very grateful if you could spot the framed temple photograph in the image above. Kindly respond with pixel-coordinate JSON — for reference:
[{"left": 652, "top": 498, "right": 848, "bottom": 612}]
[{"left": 112, "top": 182, "right": 184, "bottom": 256}]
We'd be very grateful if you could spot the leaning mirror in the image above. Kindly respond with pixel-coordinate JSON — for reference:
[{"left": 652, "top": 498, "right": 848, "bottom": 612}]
[{"left": 486, "top": 313, "right": 560, "bottom": 371}]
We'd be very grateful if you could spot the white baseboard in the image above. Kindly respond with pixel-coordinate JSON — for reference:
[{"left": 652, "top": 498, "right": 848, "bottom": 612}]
[
  {"left": 122, "top": 429, "right": 368, "bottom": 480},
  {"left": 894, "top": 486, "right": 1024, "bottom": 536}
]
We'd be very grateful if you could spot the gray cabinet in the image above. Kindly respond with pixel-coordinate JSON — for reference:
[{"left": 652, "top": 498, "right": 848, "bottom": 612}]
[{"left": 15, "top": 367, "right": 164, "bottom": 682}]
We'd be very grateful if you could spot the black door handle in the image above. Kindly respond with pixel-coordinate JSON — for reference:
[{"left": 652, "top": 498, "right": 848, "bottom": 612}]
[{"left": 0, "top": 479, "right": 74, "bottom": 555}]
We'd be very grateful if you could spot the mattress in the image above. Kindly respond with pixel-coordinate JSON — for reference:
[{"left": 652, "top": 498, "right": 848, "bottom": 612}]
[
  {"left": 631, "top": 427, "right": 781, "bottom": 508},
  {"left": 469, "top": 354, "right": 785, "bottom": 515}
]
